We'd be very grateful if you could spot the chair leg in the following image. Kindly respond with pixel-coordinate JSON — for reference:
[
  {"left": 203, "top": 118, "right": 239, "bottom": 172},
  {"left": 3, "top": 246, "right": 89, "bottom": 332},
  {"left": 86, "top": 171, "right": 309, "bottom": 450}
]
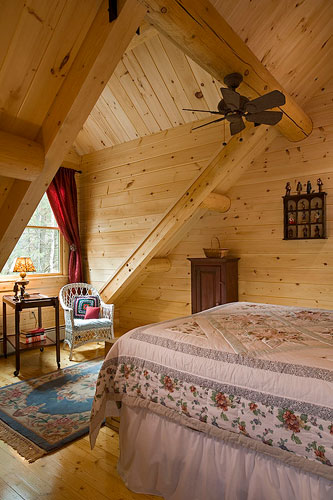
[{"left": 69, "top": 344, "right": 74, "bottom": 361}]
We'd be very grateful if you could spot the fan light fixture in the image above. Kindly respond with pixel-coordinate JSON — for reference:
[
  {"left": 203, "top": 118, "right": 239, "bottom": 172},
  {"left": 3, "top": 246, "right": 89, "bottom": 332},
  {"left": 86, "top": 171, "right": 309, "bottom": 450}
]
[{"left": 183, "top": 73, "right": 286, "bottom": 141}]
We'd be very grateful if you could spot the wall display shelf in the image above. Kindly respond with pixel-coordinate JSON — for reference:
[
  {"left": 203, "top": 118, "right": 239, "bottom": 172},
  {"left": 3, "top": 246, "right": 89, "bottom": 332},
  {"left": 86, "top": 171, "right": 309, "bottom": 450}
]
[{"left": 283, "top": 192, "right": 327, "bottom": 240}]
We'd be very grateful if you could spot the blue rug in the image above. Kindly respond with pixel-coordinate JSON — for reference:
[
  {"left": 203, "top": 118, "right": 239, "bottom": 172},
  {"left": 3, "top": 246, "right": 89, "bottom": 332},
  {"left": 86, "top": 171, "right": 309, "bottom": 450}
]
[{"left": 0, "top": 358, "right": 102, "bottom": 461}]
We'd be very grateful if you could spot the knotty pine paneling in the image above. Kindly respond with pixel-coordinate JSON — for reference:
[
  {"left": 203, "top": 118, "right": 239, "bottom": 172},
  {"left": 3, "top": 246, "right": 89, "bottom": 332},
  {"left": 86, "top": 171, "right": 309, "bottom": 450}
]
[
  {"left": 73, "top": 0, "right": 332, "bottom": 155},
  {"left": 119, "top": 83, "right": 333, "bottom": 331},
  {"left": 78, "top": 121, "right": 227, "bottom": 323},
  {"left": 0, "top": 0, "right": 102, "bottom": 140}
]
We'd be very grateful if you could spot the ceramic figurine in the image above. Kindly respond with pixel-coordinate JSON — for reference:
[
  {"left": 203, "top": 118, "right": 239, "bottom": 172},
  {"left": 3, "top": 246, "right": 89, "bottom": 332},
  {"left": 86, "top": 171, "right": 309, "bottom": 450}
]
[
  {"left": 288, "top": 213, "right": 295, "bottom": 225},
  {"left": 317, "top": 178, "right": 323, "bottom": 192},
  {"left": 315, "top": 201, "right": 319, "bottom": 209},
  {"left": 288, "top": 228, "right": 293, "bottom": 238},
  {"left": 285, "top": 182, "right": 291, "bottom": 196},
  {"left": 296, "top": 181, "right": 302, "bottom": 195},
  {"left": 314, "top": 225, "right": 320, "bottom": 238},
  {"left": 13, "top": 282, "right": 19, "bottom": 301},
  {"left": 302, "top": 210, "right": 307, "bottom": 222},
  {"left": 303, "top": 227, "right": 308, "bottom": 238},
  {"left": 314, "top": 210, "right": 321, "bottom": 223},
  {"left": 301, "top": 201, "right": 305, "bottom": 209},
  {"left": 306, "top": 180, "right": 312, "bottom": 194}
]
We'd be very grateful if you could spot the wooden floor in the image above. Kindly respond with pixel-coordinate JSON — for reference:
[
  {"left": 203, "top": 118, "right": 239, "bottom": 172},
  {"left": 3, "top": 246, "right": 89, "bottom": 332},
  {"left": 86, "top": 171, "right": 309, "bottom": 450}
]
[{"left": 0, "top": 343, "right": 161, "bottom": 500}]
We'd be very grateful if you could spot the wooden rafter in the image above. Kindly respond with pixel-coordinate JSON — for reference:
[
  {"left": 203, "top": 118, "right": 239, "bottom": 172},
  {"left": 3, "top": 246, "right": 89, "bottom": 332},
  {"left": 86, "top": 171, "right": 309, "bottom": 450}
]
[
  {"left": 127, "top": 21, "right": 158, "bottom": 51},
  {"left": 0, "top": 180, "right": 30, "bottom": 242},
  {"left": 140, "top": 0, "right": 312, "bottom": 142},
  {"left": 0, "top": 0, "right": 145, "bottom": 271},
  {"left": 0, "top": 131, "right": 43, "bottom": 181},
  {"left": 100, "top": 125, "right": 278, "bottom": 304}
]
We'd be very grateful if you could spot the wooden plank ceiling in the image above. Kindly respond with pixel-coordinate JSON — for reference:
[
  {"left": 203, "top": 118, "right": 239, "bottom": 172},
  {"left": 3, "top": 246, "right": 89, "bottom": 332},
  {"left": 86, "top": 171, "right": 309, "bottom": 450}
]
[
  {"left": 0, "top": 0, "right": 104, "bottom": 140},
  {"left": 73, "top": 0, "right": 333, "bottom": 155}
]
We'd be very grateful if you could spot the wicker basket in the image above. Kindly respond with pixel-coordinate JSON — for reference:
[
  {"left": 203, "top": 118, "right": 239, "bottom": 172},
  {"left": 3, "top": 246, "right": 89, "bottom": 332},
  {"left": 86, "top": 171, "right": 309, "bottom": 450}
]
[{"left": 203, "top": 237, "right": 229, "bottom": 258}]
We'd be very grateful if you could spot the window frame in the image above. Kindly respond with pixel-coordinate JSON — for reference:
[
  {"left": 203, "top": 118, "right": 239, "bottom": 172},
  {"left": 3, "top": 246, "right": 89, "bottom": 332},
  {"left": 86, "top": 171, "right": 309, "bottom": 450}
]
[{"left": 0, "top": 201, "right": 68, "bottom": 280}]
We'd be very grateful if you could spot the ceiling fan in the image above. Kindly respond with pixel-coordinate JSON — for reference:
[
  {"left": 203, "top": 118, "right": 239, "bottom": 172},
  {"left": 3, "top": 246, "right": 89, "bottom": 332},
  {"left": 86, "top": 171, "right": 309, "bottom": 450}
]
[{"left": 183, "top": 73, "right": 286, "bottom": 138}]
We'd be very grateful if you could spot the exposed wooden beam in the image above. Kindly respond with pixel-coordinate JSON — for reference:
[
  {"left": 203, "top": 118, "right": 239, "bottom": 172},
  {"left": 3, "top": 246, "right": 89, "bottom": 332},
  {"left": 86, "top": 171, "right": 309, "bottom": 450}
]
[
  {"left": 100, "top": 125, "right": 277, "bottom": 304},
  {"left": 0, "top": 0, "right": 145, "bottom": 271},
  {"left": 127, "top": 22, "right": 158, "bottom": 51},
  {"left": 63, "top": 148, "right": 81, "bottom": 167},
  {"left": 140, "top": 0, "right": 312, "bottom": 142},
  {"left": 0, "top": 131, "right": 43, "bottom": 181},
  {"left": 200, "top": 192, "right": 230, "bottom": 213},
  {"left": 0, "top": 179, "right": 30, "bottom": 241}
]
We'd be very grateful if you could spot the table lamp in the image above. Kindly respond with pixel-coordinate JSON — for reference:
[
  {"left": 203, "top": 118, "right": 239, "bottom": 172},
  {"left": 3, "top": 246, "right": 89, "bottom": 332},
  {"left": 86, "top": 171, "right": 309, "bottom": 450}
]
[{"left": 13, "top": 257, "right": 36, "bottom": 300}]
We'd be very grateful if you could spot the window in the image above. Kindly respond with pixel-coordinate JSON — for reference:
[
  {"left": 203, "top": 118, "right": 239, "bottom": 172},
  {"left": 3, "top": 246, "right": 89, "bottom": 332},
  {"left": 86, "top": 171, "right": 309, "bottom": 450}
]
[{"left": 1, "top": 194, "right": 61, "bottom": 276}]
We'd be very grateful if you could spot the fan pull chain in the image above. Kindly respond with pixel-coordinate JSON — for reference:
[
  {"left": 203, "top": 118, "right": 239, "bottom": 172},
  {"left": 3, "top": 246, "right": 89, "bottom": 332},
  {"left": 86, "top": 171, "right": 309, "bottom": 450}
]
[
  {"left": 222, "top": 121, "right": 227, "bottom": 146},
  {"left": 239, "top": 130, "right": 243, "bottom": 142}
]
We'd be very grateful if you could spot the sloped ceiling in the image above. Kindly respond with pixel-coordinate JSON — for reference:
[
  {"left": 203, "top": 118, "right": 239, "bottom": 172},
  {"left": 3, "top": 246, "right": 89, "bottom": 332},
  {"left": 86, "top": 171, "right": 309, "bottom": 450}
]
[
  {"left": 0, "top": 0, "right": 103, "bottom": 141},
  {"left": 73, "top": 30, "right": 224, "bottom": 154},
  {"left": 73, "top": 0, "right": 333, "bottom": 155}
]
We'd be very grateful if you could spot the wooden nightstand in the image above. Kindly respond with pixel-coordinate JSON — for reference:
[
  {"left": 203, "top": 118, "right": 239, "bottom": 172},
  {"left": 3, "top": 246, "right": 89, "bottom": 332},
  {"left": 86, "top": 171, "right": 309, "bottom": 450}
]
[{"left": 2, "top": 294, "right": 60, "bottom": 376}]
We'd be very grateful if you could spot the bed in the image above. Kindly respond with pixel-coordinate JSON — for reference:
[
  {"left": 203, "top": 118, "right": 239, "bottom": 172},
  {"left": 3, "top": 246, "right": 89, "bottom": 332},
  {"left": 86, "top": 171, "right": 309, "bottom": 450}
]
[{"left": 90, "top": 302, "right": 333, "bottom": 499}]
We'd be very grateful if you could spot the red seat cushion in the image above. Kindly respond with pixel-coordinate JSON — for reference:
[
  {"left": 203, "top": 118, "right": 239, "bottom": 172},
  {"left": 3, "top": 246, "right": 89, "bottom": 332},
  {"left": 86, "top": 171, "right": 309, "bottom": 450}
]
[{"left": 84, "top": 306, "right": 100, "bottom": 320}]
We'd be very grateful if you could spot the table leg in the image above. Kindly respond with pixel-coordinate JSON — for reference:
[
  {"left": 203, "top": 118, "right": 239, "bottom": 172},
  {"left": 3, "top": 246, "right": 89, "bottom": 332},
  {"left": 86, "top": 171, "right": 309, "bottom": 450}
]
[
  {"left": 38, "top": 307, "right": 42, "bottom": 329},
  {"left": 55, "top": 300, "right": 60, "bottom": 369},
  {"left": 14, "top": 310, "right": 20, "bottom": 376},
  {"left": 3, "top": 302, "right": 7, "bottom": 358}
]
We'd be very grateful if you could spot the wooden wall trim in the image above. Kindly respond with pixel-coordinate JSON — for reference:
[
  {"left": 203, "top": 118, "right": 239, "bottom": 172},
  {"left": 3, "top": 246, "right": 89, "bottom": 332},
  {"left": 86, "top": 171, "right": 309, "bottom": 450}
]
[{"left": 80, "top": 116, "right": 226, "bottom": 167}]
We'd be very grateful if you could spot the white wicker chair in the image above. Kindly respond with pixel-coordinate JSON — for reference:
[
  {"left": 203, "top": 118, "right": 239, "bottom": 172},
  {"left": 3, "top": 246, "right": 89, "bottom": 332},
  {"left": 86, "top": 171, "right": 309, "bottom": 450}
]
[{"left": 59, "top": 283, "right": 114, "bottom": 360}]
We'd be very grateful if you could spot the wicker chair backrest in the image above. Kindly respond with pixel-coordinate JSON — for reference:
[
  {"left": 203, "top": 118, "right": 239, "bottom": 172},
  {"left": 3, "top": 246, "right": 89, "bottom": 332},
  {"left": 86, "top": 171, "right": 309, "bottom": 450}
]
[{"left": 59, "top": 283, "right": 101, "bottom": 309}]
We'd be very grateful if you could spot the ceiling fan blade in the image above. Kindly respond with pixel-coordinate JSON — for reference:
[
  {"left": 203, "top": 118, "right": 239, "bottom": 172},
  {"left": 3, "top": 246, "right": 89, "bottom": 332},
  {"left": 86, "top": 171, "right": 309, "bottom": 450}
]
[
  {"left": 246, "top": 111, "right": 283, "bottom": 125},
  {"left": 182, "top": 108, "right": 221, "bottom": 115},
  {"left": 220, "top": 88, "right": 241, "bottom": 110},
  {"left": 192, "top": 117, "right": 226, "bottom": 131},
  {"left": 245, "top": 90, "right": 285, "bottom": 113},
  {"left": 230, "top": 117, "right": 245, "bottom": 135}
]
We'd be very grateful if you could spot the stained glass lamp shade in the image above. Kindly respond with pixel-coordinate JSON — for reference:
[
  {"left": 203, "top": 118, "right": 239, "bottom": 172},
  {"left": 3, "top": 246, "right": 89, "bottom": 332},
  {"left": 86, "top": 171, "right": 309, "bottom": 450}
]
[{"left": 13, "top": 257, "right": 36, "bottom": 279}]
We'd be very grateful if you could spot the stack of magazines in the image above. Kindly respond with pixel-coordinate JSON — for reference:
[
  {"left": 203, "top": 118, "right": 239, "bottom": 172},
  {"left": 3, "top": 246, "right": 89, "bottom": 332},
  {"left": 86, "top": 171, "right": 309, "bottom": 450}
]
[{"left": 20, "top": 327, "right": 46, "bottom": 344}]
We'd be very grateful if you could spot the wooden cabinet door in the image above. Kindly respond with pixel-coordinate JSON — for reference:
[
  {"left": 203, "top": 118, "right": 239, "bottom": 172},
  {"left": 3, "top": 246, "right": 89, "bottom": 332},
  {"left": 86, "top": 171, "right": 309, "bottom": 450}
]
[{"left": 193, "top": 265, "right": 221, "bottom": 313}]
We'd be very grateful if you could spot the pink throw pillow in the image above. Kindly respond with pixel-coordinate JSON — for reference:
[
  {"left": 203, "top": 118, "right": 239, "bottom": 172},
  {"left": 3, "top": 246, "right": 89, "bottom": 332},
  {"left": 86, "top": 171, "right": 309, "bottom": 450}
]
[{"left": 84, "top": 306, "right": 100, "bottom": 320}]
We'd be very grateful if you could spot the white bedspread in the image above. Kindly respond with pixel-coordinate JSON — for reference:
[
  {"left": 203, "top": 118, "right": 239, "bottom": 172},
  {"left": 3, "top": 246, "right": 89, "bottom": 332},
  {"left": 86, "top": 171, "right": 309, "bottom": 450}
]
[{"left": 90, "top": 302, "right": 333, "bottom": 481}]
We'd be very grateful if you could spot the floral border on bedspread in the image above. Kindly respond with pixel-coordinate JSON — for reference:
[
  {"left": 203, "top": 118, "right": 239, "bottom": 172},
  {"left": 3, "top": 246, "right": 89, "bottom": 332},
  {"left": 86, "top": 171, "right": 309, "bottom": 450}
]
[
  {"left": 90, "top": 302, "right": 333, "bottom": 480},
  {"left": 91, "top": 355, "right": 333, "bottom": 471}
]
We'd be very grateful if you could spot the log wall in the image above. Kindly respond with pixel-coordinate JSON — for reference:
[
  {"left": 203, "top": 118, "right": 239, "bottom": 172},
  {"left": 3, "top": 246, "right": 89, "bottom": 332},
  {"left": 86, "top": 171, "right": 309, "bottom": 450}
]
[
  {"left": 78, "top": 121, "right": 225, "bottom": 287},
  {"left": 79, "top": 82, "right": 333, "bottom": 333}
]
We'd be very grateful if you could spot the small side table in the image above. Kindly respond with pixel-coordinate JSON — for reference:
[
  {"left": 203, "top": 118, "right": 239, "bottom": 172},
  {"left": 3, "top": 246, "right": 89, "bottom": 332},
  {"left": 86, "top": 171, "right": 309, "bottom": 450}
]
[{"left": 2, "top": 294, "right": 60, "bottom": 376}]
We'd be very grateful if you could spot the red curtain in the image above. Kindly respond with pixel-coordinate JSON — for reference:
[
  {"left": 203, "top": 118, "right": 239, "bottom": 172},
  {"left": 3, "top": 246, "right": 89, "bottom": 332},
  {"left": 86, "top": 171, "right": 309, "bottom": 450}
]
[{"left": 47, "top": 166, "right": 83, "bottom": 283}]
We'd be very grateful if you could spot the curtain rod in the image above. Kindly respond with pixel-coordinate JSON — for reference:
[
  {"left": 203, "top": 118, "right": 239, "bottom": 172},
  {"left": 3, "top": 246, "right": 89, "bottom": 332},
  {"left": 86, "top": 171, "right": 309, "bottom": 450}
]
[{"left": 60, "top": 166, "right": 82, "bottom": 174}]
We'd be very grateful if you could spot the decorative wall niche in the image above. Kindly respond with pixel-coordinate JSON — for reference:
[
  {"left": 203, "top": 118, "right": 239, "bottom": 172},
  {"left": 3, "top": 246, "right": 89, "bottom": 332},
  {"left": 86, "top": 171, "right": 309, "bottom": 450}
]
[{"left": 283, "top": 192, "right": 327, "bottom": 240}]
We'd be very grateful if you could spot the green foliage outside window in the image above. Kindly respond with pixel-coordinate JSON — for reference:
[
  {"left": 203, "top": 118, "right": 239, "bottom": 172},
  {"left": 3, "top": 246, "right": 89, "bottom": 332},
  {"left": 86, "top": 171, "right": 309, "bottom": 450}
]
[{"left": 0, "top": 194, "right": 60, "bottom": 276}]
